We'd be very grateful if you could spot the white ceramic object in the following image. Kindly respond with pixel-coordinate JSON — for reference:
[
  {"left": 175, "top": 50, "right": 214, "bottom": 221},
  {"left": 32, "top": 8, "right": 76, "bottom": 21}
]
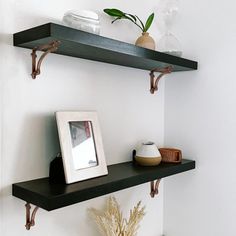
[
  {"left": 135, "top": 142, "right": 162, "bottom": 166},
  {"left": 63, "top": 10, "right": 100, "bottom": 35}
]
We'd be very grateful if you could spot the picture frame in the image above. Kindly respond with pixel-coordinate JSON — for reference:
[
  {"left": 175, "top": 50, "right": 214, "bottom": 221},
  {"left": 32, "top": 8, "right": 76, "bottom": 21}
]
[{"left": 56, "top": 111, "right": 108, "bottom": 184}]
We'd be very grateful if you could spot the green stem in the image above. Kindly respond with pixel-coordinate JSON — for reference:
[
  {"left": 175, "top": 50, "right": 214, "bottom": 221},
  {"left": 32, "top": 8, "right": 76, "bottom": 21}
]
[
  {"left": 112, "top": 17, "right": 121, "bottom": 23},
  {"left": 133, "top": 21, "right": 144, "bottom": 32},
  {"left": 124, "top": 13, "right": 144, "bottom": 32},
  {"left": 135, "top": 15, "right": 145, "bottom": 31}
]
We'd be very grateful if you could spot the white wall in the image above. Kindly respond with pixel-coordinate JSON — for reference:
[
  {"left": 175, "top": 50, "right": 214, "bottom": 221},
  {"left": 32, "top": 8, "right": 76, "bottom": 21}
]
[
  {"left": 0, "top": 0, "right": 165, "bottom": 235},
  {"left": 164, "top": 0, "right": 236, "bottom": 235}
]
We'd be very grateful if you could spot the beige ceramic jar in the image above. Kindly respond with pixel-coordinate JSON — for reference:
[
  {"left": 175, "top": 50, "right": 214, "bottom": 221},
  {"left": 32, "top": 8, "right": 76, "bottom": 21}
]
[{"left": 135, "top": 32, "right": 156, "bottom": 50}]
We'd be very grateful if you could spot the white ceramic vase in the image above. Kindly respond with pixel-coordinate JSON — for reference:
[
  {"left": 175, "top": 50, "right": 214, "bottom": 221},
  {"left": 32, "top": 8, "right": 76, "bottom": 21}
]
[{"left": 135, "top": 142, "right": 162, "bottom": 166}]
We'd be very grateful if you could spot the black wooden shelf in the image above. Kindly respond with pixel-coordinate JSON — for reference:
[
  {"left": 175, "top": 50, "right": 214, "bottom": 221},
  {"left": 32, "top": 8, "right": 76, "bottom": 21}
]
[
  {"left": 12, "top": 159, "right": 195, "bottom": 211},
  {"left": 13, "top": 23, "right": 198, "bottom": 72}
]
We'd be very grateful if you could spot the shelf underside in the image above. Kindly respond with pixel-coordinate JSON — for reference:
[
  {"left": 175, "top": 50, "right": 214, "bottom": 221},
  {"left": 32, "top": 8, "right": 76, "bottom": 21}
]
[
  {"left": 13, "top": 159, "right": 195, "bottom": 211},
  {"left": 14, "top": 23, "right": 198, "bottom": 72}
]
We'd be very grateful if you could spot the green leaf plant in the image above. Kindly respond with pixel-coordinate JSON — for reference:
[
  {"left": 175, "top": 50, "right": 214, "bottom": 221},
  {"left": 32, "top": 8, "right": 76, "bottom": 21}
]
[{"left": 104, "top": 8, "right": 154, "bottom": 33}]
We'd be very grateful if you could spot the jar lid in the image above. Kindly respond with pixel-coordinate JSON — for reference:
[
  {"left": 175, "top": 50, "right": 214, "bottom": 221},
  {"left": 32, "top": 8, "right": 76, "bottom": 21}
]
[{"left": 64, "top": 10, "right": 99, "bottom": 21}]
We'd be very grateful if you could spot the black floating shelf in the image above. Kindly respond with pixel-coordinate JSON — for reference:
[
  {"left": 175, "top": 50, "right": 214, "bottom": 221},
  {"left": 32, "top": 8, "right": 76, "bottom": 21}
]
[
  {"left": 13, "top": 159, "right": 195, "bottom": 211},
  {"left": 13, "top": 23, "right": 198, "bottom": 72}
]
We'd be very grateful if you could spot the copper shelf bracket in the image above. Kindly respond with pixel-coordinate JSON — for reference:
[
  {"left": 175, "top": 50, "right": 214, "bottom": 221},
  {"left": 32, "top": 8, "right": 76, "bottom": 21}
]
[
  {"left": 25, "top": 203, "right": 39, "bottom": 230},
  {"left": 150, "top": 179, "right": 161, "bottom": 198},
  {"left": 31, "top": 40, "right": 60, "bottom": 79},
  {"left": 149, "top": 66, "right": 172, "bottom": 94}
]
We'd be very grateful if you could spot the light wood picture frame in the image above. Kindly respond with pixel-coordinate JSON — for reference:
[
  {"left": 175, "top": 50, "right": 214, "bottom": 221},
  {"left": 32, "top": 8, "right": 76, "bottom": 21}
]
[{"left": 56, "top": 111, "right": 108, "bottom": 184}]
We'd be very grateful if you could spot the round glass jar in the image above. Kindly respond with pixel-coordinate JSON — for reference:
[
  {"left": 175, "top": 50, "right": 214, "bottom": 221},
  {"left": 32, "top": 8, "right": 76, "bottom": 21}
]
[{"left": 63, "top": 10, "right": 100, "bottom": 35}]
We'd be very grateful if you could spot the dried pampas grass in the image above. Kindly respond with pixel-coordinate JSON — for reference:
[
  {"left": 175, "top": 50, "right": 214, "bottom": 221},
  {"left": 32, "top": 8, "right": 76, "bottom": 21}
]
[{"left": 88, "top": 196, "right": 145, "bottom": 236}]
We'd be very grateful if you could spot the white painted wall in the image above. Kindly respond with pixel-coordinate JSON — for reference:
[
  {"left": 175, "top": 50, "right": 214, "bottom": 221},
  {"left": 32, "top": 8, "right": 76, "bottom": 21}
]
[
  {"left": 0, "top": 0, "right": 165, "bottom": 235},
  {"left": 164, "top": 0, "right": 236, "bottom": 235}
]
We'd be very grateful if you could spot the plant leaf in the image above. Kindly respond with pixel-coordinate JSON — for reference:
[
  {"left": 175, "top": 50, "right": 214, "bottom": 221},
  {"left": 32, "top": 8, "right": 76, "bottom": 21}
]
[
  {"left": 126, "top": 14, "right": 137, "bottom": 22},
  {"left": 144, "top": 13, "right": 154, "bottom": 32},
  {"left": 103, "top": 8, "right": 125, "bottom": 17},
  {"left": 123, "top": 14, "right": 135, "bottom": 23},
  {"left": 123, "top": 14, "right": 143, "bottom": 31},
  {"left": 103, "top": 8, "right": 145, "bottom": 32}
]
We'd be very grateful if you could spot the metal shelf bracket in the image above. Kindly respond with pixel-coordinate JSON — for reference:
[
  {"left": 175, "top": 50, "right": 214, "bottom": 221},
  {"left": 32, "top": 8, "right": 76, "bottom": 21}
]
[
  {"left": 149, "top": 66, "right": 172, "bottom": 94},
  {"left": 150, "top": 179, "right": 161, "bottom": 198},
  {"left": 25, "top": 203, "right": 39, "bottom": 230},
  {"left": 31, "top": 40, "right": 60, "bottom": 79}
]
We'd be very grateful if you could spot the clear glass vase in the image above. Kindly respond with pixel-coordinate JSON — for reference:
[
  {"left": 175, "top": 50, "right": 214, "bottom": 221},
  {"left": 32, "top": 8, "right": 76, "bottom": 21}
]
[
  {"left": 157, "top": 0, "right": 182, "bottom": 56},
  {"left": 158, "top": 31, "right": 182, "bottom": 57}
]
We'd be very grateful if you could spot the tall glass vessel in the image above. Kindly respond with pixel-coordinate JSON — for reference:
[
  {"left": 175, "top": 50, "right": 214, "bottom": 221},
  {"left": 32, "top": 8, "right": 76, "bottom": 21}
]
[{"left": 158, "top": 0, "right": 182, "bottom": 57}]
